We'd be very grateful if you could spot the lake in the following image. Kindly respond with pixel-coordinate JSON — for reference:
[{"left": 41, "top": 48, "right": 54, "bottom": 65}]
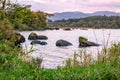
[{"left": 20, "top": 29, "right": 120, "bottom": 69}]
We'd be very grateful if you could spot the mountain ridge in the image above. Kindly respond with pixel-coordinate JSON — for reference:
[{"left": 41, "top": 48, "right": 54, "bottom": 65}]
[{"left": 48, "top": 11, "right": 120, "bottom": 21}]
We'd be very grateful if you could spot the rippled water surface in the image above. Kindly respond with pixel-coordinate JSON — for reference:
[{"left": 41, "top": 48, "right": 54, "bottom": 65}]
[{"left": 20, "top": 29, "right": 120, "bottom": 69}]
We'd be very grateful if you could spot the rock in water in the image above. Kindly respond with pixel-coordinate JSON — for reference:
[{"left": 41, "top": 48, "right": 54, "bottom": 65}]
[
  {"left": 31, "top": 41, "right": 47, "bottom": 45},
  {"left": 40, "top": 41, "right": 47, "bottom": 45},
  {"left": 37, "top": 35, "right": 48, "bottom": 40},
  {"left": 56, "top": 39, "right": 72, "bottom": 47},
  {"left": 31, "top": 40, "right": 41, "bottom": 45},
  {"left": 28, "top": 32, "right": 38, "bottom": 40},
  {"left": 79, "top": 36, "right": 100, "bottom": 47},
  {"left": 79, "top": 41, "right": 100, "bottom": 47}
]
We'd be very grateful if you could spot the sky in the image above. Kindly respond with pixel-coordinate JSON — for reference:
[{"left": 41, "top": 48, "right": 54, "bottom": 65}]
[{"left": 18, "top": 0, "right": 120, "bottom": 13}]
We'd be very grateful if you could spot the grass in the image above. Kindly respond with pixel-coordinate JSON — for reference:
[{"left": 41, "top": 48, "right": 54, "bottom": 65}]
[{"left": 0, "top": 39, "right": 120, "bottom": 80}]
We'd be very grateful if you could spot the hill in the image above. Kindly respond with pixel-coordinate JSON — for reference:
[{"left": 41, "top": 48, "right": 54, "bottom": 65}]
[{"left": 48, "top": 11, "right": 120, "bottom": 21}]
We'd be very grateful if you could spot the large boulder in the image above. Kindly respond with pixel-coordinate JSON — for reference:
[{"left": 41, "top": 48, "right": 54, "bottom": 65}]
[
  {"left": 56, "top": 39, "right": 72, "bottom": 47},
  {"left": 28, "top": 32, "right": 38, "bottom": 40},
  {"left": 31, "top": 40, "right": 41, "bottom": 45},
  {"left": 79, "top": 36, "right": 99, "bottom": 47},
  {"left": 37, "top": 35, "right": 48, "bottom": 40}
]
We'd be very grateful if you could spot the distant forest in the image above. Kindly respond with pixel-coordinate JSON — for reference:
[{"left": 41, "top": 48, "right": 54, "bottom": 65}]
[{"left": 48, "top": 16, "right": 120, "bottom": 29}]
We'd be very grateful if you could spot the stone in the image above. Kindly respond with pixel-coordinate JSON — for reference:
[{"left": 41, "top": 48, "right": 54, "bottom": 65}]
[
  {"left": 79, "top": 36, "right": 100, "bottom": 47},
  {"left": 31, "top": 40, "right": 41, "bottom": 45},
  {"left": 37, "top": 35, "right": 48, "bottom": 40},
  {"left": 40, "top": 41, "right": 47, "bottom": 45},
  {"left": 28, "top": 32, "right": 38, "bottom": 40},
  {"left": 56, "top": 39, "right": 72, "bottom": 47}
]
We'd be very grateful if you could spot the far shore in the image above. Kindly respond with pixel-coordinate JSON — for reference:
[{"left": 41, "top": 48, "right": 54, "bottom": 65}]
[{"left": 15, "top": 27, "right": 120, "bottom": 32}]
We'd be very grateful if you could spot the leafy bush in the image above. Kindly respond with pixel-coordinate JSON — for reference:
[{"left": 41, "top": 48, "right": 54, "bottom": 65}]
[
  {"left": 14, "top": 22, "right": 29, "bottom": 30},
  {"left": 0, "top": 19, "right": 13, "bottom": 40}
]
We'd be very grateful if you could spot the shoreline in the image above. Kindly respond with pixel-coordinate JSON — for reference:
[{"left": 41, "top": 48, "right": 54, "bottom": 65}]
[{"left": 18, "top": 27, "right": 120, "bottom": 32}]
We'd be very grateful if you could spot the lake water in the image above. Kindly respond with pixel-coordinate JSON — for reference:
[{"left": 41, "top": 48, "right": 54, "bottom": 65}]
[{"left": 20, "top": 29, "right": 120, "bottom": 69}]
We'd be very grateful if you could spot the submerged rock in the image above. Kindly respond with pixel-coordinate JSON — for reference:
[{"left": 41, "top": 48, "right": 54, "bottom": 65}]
[
  {"left": 56, "top": 39, "right": 72, "bottom": 47},
  {"left": 79, "top": 36, "right": 100, "bottom": 47}
]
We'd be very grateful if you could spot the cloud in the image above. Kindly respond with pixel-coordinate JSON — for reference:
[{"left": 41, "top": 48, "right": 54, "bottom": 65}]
[{"left": 18, "top": 0, "right": 120, "bottom": 13}]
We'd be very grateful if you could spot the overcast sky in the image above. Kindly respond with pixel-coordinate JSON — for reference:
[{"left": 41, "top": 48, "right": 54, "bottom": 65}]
[{"left": 18, "top": 0, "right": 120, "bottom": 13}]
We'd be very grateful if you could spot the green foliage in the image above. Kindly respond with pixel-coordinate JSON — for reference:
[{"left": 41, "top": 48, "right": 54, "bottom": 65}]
[
  {"left": 6, "top": 3, "right": 47, "bottom": 30},
  {"left": 14, "top": 23, "right": 29, "bottom": 30},
  {"left": 0, "top": 2, "right": 48, "bottom": 31},
  {"left": 0, "top": 19, "right": 13, "bottom": 40},
  {"left": 62, "top": 43, "right": 120, "bottom": 80},
  {"left": 0, "top": 41, "right": 40, "bottom": 79},
  {"left": 0, "top": 8, "right": 5, "bottom": 20},
  {"left": 33, "top": 11, "right": 47, "bottom": 30}
]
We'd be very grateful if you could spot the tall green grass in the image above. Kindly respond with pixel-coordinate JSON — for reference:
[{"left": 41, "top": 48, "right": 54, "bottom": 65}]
[
  {"left": 0, "top": 40, "right": 120, "bottom": 80},
  {"left": 64, "top": 43, "right": 120, "bottom": 80}
]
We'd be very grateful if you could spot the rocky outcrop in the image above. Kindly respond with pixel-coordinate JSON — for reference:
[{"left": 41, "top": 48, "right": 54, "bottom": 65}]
[
  {"left": 79, "top": 36, "right": 99, "bottom": 47},
  {"left": 56, "top": 39, "right": 72, "bottom": 47},
  {"left": 28, "top": 32, "right": 38, "bottom": 40}
]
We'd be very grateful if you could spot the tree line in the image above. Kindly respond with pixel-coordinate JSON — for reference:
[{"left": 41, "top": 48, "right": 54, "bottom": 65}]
[{"left": 48, "top": 16, "right": 120, "bottom": 29}]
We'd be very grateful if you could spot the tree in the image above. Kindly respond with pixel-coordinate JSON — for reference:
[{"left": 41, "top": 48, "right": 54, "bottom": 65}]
[{"left": 0, "top": 0, "right": 48, "bottom": 30}]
